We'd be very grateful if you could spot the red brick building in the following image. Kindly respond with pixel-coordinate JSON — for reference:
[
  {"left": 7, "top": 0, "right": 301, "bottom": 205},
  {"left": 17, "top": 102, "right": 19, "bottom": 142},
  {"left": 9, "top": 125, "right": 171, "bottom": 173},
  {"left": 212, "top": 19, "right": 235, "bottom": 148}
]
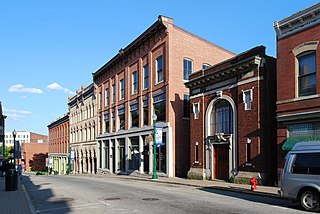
[
  {"left": 274, "top": 3, "right": 320, "bottom": 177},
  {"left": 48, "top": 113, "right": 70, "bottom": 175},
  {"left": 186, "top": 46, "right": 277, "bottom": 184},
  {"left": 93, "top": 15, "right": 234, "bottom": 177}
]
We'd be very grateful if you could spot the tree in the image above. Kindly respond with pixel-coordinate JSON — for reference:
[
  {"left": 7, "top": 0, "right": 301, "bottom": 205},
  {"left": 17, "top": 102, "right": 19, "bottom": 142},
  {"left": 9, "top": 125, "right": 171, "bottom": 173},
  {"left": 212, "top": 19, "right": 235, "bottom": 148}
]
[
  {"left": 29, "top": 153, "right": 48, "bottom": 171},
  {"left": 0, "top": 146, "right": 13, "bottom": 160}
]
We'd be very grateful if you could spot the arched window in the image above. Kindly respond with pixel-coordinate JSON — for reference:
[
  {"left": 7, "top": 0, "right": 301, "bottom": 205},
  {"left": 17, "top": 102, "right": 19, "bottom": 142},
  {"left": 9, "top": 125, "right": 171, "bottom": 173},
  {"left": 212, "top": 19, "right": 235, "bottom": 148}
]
[{"left": 210, "top": 99, "right": 233, "bottom": 134}]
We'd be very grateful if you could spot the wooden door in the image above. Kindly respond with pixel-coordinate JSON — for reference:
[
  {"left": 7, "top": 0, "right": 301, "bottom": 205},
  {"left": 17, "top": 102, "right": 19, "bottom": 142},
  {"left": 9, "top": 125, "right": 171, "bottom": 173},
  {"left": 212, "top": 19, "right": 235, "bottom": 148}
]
[{"left": 214, "top": 144, "right": 229, "bottom": 180}]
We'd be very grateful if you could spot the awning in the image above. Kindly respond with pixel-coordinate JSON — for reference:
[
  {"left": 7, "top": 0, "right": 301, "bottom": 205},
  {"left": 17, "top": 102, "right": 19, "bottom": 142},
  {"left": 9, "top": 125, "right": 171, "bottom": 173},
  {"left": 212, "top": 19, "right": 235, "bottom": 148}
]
[{"left": 282, "top": 136, "right": 320, "bottom": 150}]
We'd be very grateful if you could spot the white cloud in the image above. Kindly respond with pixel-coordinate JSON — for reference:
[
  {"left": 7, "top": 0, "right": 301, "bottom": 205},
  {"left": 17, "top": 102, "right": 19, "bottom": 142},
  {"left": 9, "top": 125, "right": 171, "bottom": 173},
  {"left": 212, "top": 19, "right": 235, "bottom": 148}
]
[
  {"left": 8, "top": 84, "right": 43, "bottom": 94},
  {"left": 4, "top": 108, "right": 32, "bottom": 121},
  {"left": 47, "top": 82, "right": 75, "bottom": 95}
]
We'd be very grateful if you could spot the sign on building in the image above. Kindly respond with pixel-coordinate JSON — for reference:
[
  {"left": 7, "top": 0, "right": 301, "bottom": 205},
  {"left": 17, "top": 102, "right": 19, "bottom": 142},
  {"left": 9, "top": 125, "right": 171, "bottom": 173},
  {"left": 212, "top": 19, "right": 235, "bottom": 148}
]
[{"left": 156, "top": 127, "right": 163, "bottom": 147}]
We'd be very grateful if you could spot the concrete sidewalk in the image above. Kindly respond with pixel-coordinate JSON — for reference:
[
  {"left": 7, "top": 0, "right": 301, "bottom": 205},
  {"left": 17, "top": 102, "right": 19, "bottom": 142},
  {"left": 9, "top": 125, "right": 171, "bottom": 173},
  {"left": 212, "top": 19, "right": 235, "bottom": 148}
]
[{"left": 0, "top": 175, "right": 34, "bottom": 214}]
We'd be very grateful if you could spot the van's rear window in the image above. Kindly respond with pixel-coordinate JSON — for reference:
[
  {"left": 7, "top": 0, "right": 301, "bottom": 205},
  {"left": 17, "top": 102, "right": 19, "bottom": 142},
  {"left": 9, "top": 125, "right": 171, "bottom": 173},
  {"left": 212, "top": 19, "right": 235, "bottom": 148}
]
[{"left": 292, "top": 153, "right": 320, "bottom": 175}]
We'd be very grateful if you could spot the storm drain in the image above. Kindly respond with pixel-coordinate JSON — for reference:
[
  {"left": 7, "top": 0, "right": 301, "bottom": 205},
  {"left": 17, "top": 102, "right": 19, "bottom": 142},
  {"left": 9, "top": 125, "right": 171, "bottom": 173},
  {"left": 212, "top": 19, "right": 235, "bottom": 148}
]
[
  {"left": 104, "top": 197, "right": 121, "bottom": 201},
  {"left": 142, "top": 198, "right": 159, "bottom": 201}
]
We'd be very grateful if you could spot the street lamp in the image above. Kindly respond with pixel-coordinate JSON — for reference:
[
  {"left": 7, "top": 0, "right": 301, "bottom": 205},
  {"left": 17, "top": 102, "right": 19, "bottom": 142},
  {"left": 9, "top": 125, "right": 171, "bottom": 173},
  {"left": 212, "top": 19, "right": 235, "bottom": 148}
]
[
  {"left": 152, "top": 114, "right": 158, "bottom": 180},
  {"left": 12, "top": 129, "right": 17, "bottom": 169}
]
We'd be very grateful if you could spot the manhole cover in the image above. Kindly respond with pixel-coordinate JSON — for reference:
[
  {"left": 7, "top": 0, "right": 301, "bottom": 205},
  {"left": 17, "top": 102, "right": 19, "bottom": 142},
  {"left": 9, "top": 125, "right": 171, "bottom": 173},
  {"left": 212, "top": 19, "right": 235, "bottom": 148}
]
[
  {"left": 48, "top": 197, "right": 74, "bottom": 203},
  {"left": 104, "top": 197, "right": 121, "bottom": 201},
  {"left": 142, "top": 198, "right": 159, "bottom": 201}
]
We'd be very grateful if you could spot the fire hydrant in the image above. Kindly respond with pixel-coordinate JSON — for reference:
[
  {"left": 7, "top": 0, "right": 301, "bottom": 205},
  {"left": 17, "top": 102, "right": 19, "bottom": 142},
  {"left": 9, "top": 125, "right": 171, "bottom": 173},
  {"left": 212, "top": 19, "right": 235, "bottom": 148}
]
[{"left": 250, "top": 177, "right": 258, "bottom": 191}]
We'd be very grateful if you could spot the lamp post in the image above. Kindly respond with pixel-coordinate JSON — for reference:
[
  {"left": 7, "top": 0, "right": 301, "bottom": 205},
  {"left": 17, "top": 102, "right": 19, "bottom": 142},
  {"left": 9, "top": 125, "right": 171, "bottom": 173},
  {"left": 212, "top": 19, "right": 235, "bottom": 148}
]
[
  {"left": 152, "top": 114, "right": 158, "bottom": 180},
  {"left": 12, "top": 129, "right": 17, "bottom": 170}
]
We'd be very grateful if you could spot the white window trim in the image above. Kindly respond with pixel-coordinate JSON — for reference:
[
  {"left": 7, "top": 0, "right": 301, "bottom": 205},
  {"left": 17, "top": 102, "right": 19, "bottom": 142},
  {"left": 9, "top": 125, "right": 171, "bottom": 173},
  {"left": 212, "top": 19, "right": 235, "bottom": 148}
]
[
  {"left": 193, "top": 102, "right": 200, "bottom": 119},
  {"left": 242, "top": 88, "right": 253, "bottom": 111}
]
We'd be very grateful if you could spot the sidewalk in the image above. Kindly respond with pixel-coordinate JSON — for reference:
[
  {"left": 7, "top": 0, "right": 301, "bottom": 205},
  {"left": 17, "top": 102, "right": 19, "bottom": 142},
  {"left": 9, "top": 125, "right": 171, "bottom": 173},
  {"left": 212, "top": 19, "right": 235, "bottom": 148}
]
[{"left": 0, "top": 175, "right": 34, "bottom": 214}]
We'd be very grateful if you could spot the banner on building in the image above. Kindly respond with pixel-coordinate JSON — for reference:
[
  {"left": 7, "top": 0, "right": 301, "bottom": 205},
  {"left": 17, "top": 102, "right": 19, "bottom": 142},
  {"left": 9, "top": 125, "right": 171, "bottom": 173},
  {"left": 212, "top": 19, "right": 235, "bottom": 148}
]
[{"left": 156, "top": 126, "right": 163, "bottom": 147}]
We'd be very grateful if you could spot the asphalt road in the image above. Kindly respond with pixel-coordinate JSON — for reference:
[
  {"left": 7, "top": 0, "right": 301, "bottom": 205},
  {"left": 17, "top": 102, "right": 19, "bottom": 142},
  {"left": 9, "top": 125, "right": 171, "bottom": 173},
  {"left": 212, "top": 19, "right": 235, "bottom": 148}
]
[{"left": 23, "top": 175, "right": 308, "bottom": 214}]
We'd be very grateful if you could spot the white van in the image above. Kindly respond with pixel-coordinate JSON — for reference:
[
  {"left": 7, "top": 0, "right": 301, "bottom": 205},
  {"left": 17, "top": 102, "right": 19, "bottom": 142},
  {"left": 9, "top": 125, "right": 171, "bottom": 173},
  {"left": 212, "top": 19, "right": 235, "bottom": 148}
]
[{"left": 279, "top": 142, "right": 320, "bottom": 212}]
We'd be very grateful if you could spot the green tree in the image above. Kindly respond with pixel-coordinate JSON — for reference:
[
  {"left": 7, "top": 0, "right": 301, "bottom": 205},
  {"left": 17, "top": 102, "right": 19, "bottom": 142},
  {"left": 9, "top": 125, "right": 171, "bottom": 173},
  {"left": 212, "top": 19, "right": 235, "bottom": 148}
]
[{"left": 0, "top": 146, "right": 13, "bottom": 160}]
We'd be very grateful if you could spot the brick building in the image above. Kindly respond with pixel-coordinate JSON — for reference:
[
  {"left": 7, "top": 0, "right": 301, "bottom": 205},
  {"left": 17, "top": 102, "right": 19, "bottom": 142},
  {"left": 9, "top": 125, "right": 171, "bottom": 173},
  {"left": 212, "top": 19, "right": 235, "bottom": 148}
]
[
  {"left": 185, "top": 46, "right": 277, "bottom": 184},
  {"left": 93, "top": 15, "right": 234, "bottom": 177},
  {"left": 47, "top": 113, "right": 70, "bottom": 175},
  {"left": 68, "top": 83, "right": 97, "bottom": 174},
  {"left": 274, "top": 3, "right": 320, "bottom": 177},
  {"left": 21, "top": 140, "right": 48, "bottom": 171}
]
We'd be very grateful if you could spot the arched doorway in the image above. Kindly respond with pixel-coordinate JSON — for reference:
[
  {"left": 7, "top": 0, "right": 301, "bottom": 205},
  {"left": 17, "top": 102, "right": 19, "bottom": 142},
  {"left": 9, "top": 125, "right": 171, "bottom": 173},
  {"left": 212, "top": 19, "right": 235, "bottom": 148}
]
[{"left": 205, "top": 95, "right": 237, "bottom": 180}]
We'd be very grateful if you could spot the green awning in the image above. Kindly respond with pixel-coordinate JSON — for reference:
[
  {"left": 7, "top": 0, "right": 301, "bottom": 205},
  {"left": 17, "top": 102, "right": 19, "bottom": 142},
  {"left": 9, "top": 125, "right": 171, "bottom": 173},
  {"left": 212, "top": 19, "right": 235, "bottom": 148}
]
[{"left": 282, "top": 136, "right": 320, "bottom": 150}]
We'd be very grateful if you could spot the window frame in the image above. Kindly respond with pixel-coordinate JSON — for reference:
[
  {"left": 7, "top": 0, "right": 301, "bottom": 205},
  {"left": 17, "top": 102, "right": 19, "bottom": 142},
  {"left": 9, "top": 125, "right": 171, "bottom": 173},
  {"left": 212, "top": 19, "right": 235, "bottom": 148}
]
[
  {"left": 297, "top": 51, "right": 316, "bottom": 97},
  {"left": 183, "top": 58, "right": 193, "bottom": 81},
  {"left": 105, "top": 88, "right": 109, "bottom": 107},
  {"left": 143, "top": 64, "right": 149, "bottom": 89},
  {"left": 119, "top": 79, "right": 125, "bottom": 100},
  {"left": 156, "top": 56, "right": 163, "bottom": 84},
  {"left": 132, "top": 71, "right": 138, "bottom": 94}
]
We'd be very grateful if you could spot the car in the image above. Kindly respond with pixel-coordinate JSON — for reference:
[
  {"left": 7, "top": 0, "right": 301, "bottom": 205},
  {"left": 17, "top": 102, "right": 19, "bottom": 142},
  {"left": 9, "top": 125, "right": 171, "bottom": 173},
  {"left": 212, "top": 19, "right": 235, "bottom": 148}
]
[{"left": 279, "top": 141, "right": 320, "bottom": 212}]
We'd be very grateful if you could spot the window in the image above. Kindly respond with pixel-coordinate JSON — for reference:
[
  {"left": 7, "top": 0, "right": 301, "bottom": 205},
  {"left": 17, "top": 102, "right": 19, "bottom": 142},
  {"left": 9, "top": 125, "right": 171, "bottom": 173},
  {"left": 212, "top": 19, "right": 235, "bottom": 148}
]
[
  {"left": 132, "top": 71, "right": 138, "bottom": 94},
  {"left": 99, "top": 92, "right": 102, "bottom": 109},
  {"left": 292, "top": 153, "right": 320, "bottom": 175},
  {"left": 112, "top": 84, "right": 116, "bottom": 104},
  {"left": 104, "top": 112, "right": 109, "bottom": 133},
  {"left": 246, "top": 138, "right": 252, "bottom": 163},
  {"left": 118, "top": 106, "right": 125, "bottom": 130},
  {"left": 288, "top": 122, "right": 320, "bottom": 137},
  {"left": 105, "top": 88, "right": 109, "bottom": 106},
  {"left": 183, "top": 94, "right": 190, "bottom": 118},
  {"left": 193, "top": 103, "right": 200, "bottom": 119},
  {"left": 195, "top": 142, "right": 199, "bottom": 163},
  {"left": 202, "top": 63, "right": 210, "bottom": 70},
  {"left": 112, "top": 110, "right": 116, "bottom": 132},
  {"left": 119, "top": 79, "right": 125, "bottom": 100},
  {"left": 143, "top": 64, "right": 149, "bottom": 89},
  {"left": 153, "top": 92, "right": 166, "bottom": 122},
  {"left": 130, "top": 101, "right": 139, "bottom": 128},
  {"left": 298, "top": 52, "right": 316, "bottom": 96},
  {"left": 243, "top": 89, "right": 252, "bottom": 110},
  {"left": 211, "top": 99, "right": 233, "bottom": 134},
  {"left": 143, "top": 97, "right": 149, "bottom": 126},
  {"left": 183, "top": 58, "right": 193, "bottom": 80},
  {"left": 156, "top": 56, "right": 163, "bottom": 83}
]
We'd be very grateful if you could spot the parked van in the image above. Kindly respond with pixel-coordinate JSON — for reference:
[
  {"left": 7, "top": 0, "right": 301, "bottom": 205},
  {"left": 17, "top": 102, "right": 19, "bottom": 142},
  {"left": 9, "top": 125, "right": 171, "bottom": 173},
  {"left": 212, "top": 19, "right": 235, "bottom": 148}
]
[{"left": 279, "top": 142, "right": 320, "bottom": 212}]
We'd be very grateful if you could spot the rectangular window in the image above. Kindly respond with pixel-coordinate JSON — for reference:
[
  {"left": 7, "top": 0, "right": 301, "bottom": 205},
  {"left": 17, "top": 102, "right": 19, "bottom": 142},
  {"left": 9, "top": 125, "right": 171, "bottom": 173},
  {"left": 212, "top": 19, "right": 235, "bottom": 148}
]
[
  {"left": 246, "top": 138, "right": 251, "bottom": 163},
  {"left": 120, "top": 79, "right": 125, "bottom": 100},
  {"left": 183, "top": 58, "right": 193, "bottom": 80},
  {"left": 99, "top": 92, "right": 102, "bottom": 109},
  {"left": 243, "top": 89, "right": 252, "bottom": 110},
  {"left": 143, "top": 98, "right": 149, "bottom": 126},
  {"left": 183, "top": 94, "right": 190, "bottom": 118},
  {"left": 104, "top": 112, "right": 109, "bottom": 133},
  {"left": 143, "top": 64, "right": 149, "bottom": 89},
  {"left": 156, "top": 56, "right": 163, "bottom": 83},
  {"left": 288, "top": 122, "right": 320, "bottom": 137},
  {"left": 193, "top": 103, "right": 200, "bottom": 120},
  {"left": 118, "top": 106, "right": 125, "bottom": 130},
  {"left": 132, "top": 71, "right": 138, "bottom": 94},
  {"left": 130, "top": 101, "right": 139, "bottom": 128},
  {"left": 298, "top": 52, "right": 316, "bottom": 96},
  {"left": 112, "top": 84, "right": 116, "bottom": 104},
  {"left": 153, "top": 92, "right": 166, "bottom": 122},
  {"left": 105, "top": 88, "right": 109, "bottom": 106},
  {"left": 195, "top": 142, "right": 199, "bottom": 163},
  {"left": 112, "top": 110, "right": 116, "bottom": 132}
]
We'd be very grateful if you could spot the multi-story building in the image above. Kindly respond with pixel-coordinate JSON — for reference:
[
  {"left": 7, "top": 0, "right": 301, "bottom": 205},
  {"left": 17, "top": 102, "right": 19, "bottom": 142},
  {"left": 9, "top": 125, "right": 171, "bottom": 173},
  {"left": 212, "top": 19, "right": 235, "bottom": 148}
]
[
  {"left": 47, "top": 113, "right": 70, "bottom": 175},
  {"left": 185, "top": 46, "right": 277, "bottom": 184},
  {"left": 68, "top": 84, "right": 97, "bottom": 174},
  {"left": 5, "top": 131, "right": 32, "bottom": 146},
  {"left": 274, "top": 3, "right": 320, "bottom": 177},
  {"left": 93, "top": 15, "right": 235, "bottom": 177}
]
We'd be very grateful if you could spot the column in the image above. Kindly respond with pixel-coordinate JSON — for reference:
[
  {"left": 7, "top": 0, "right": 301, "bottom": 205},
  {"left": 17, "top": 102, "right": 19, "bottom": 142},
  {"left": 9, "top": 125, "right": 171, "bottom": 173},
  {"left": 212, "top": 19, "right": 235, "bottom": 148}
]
[{"left": 139, "top": 135, "right": 144, "bottom": 174}]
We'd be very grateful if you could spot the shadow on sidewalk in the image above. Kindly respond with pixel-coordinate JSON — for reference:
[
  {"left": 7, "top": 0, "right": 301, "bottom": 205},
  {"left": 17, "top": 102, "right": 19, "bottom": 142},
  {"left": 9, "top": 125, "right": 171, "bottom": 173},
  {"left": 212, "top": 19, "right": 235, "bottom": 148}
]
[
  {"left": 22, "top": 175, "right": 71, "bottom": 214},
  {"left": 198, "top": 187, "right": 303, "bottom": 211}
]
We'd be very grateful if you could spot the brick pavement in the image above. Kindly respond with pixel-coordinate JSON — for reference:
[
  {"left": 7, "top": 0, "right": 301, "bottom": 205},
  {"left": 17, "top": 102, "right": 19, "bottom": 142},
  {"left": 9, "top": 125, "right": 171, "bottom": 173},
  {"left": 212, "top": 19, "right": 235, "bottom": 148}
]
[{"left": 0, "top": 175, "right": 34, "bottom": 214}]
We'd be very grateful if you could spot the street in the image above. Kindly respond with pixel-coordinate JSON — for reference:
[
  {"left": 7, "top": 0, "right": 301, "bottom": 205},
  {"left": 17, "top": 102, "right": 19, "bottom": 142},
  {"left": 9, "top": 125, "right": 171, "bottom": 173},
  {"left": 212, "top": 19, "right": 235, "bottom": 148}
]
[{"left": 23, "top": 174, "right": 307, "bottom": 214}]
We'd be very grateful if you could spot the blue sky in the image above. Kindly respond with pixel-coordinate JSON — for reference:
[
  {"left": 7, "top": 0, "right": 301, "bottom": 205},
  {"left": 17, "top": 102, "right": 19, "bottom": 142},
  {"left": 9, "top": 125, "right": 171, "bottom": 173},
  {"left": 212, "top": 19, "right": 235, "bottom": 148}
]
[{"left": 1, "top": 1, "right": 319, "bottom": 135}]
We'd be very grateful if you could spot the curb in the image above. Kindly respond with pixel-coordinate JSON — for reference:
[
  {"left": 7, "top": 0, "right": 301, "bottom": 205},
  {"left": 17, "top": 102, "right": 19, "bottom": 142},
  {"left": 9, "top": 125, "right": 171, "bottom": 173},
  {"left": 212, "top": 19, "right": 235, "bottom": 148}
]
[{"left": 21, "top": 181, "right": 37, "bottom": 214}]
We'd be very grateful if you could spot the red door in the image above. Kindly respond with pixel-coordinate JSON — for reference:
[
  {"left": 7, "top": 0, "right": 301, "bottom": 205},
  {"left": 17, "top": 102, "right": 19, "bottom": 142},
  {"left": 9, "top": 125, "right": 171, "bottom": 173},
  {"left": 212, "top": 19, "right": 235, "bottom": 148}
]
[{"left": 214, "top": 144, "right": 229, "bottom": 180}]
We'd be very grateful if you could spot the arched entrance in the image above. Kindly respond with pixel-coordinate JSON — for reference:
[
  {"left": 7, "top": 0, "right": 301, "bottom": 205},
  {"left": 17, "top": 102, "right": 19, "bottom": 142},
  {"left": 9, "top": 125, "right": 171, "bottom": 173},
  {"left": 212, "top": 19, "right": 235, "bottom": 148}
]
[{"left": 205, "top": 95, "right": 237, "bottom": 180}]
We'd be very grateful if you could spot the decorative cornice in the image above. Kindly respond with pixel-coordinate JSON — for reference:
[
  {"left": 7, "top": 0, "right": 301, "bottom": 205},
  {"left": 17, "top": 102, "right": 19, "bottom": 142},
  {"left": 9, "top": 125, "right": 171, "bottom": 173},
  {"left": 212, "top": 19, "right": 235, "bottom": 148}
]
[{"left": 274, "top": 3, "right": 320, "bottom": 39}]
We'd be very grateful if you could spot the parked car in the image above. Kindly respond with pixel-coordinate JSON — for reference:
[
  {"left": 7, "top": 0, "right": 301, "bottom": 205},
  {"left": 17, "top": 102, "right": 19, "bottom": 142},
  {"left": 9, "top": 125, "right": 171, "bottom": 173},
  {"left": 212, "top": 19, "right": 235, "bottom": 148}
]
[{"left": 279, "top": 141, "right": 320, "bottom": 212}]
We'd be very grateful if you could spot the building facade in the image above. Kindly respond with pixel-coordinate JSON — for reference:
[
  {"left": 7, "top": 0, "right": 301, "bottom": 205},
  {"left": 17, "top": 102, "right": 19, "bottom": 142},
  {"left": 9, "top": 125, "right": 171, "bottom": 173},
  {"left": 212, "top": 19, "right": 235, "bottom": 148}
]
[
  {"left": 47, "top": 114, "right": 70, "bottom": 175},
  {"left": 274, "top": 3, "right": 320, "bottom": 177},
  {"left": 186, "top": 46, "right": 277, "bottom": 184},
  {"left": 68, "top": 84, "right": 97, "bottom": 174},
  {"left": 93, "top": 15, "right": 235, "bottom": 177},
  {"left": 21, "top": 141, "right": 48, "bottom": 171}
]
